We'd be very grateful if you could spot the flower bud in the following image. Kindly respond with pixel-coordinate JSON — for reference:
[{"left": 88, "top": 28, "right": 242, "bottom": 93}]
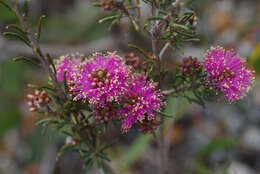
[
  {"left": 45, "top": 97, "right": 50, "bottom": 104},
  {"left": 40, "top": 90, "right": 47, "bottom": 98}
]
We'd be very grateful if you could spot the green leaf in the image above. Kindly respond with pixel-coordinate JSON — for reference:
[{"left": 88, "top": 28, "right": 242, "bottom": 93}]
[
  {"left": 100, "top": 139, "right": 118, "bottom": 152},
  {"left": 154, "top": 110, "right": 173, "bottom": 118},
  {"left": 57, "top": 144, "right": 74, "bottom": 160},
  {"left": 47, "top": 53, "right": 56, "bottom": 74},
  {"left": 37, "top": 15, "right": 46, "bottom": 40},
  {"left": 4, "top": 31, "right": 31, "bottom": 47},
  {"left": 128, "top": 44, "right": 152, "bottom": 59},
  {"left": 36, "top": 117, "right": 58, "bottom": 126},
  {"left": 183, "top": 38, "right": 200, "bottom": 42},
  {"left": 13, "top": 56, "right": 41, "bottom": 67},
  {"left": 129, "top": 15, "right": 139, "bottom": 31},
  {"left": 85, "top": 158, "right": 94, "bottom": 174},
  {"left": 63, "top": 70, "right": 68, "bottom": 92},
  {"left": 126, "top": 5, "right": 139, "bottom": 9},
  {"left": 170, "top": 23, "right": 189, "bottom": 30},
  {"left": 7, "top": 24, "right": 25, "bottom": 35},
  {"left": 98, "top": 15, "right": 119, "bottom": 24},
  {"left": 108, "top": 18, "right": 120, "bottom": 31}
]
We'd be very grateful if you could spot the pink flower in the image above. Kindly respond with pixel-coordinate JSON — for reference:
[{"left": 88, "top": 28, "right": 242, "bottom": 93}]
[
  {"left": 120, "top": 74, "right": 165, "bottom": 133},
  {"left": 54, "top": 53, "right": 84, "bottom": 82},
  {"left": 203, "top": 46, "right": 254, "bottom": 102},
  {"left": 70, "top": 52, "right": 132, "bottom": 107}
]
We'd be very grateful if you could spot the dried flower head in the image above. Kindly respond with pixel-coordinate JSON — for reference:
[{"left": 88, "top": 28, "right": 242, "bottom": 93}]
[
  {"left": 92, "top": 103, "right": 117, "bottom": 123},
  {"left": 179, "top": 56, "right": 202, "bottom": 75},
  {"left": 120, "top": 74, "right": 165, "bottom": 133},
  {"left": 54, "top": 53, "right": 84, "bottom": 82},
  {"left": 70, "top": 52, "right": 132, "bottom": 107},
  {"left": 203, "top": 46, "right": 254, "bottom": 102},
  {"left": 137, "top": 118, "right": 160, "bottom": 134}
]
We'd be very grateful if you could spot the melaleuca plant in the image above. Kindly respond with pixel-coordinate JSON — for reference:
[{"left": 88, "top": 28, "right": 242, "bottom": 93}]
[{"left": 0, "top": 0, "right": 255, "bottom": 173}]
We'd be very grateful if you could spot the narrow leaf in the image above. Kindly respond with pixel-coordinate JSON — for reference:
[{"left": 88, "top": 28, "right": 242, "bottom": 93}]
[
  {"left": 183, "top": 38, "right": 200, "bottom": 42},
  {"left": 4, "top": 32, "right": 31, "bottom": 47},
  {"left": 129, "top": 15, "right": 139, "bottom": 31},
  {"left": 37, "top": 15, "right": 46, "bottom": 40},
  {"left": 98, "top": 15, "right": 119, "bottom": 24},
  {"left": 57, "top": 144, "right": 74, "bottom": 160},
  {"left": 47, "top": 53, "right": 56, "bottom": 74},
  {"left": 7, "top": 24, "right": 26, "bottom": 35},
  {"left": 128, "top": 44, "right": 152, "bottom": 59},
  {"left": 170, "top": 23, "right": 189, "bottom": 30},
  {"left": 36, "top": 117, "right": 58, "bottom": 126},
  {"left": 107, "top": 19, "right": 117, "bottom": 31},
  {"left": 126, "top": 5, "right": 139, "bottom": 9},
  {"left": 13, "top": 56, "right": 40, "bottom": 67}
]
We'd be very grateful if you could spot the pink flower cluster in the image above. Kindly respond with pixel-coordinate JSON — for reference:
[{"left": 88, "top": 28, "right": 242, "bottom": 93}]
[
  {"left": 120, "top": 74, "right": 164, "bottom": 133},
  {"left": 54, "top": 53, "right": 84, "bottom": 82},
  {"left": 203, "top": 46, "right": 254, "bottom": 102},
  {"left": 54, "top": 52, "right": 165, "bottom": 134}
]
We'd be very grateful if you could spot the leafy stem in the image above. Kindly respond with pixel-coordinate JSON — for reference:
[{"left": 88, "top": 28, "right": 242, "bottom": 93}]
[{"left": 9, "top": 0, "right": 65, "bottom": 99}]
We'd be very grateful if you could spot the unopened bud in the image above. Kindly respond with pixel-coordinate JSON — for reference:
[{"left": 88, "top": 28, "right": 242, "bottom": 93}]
[
  {"left": 91, "top": 82, "right": 97, "bottom": 88},
  {"left": 45, "top": 97, "right": 50, "bottom": 104},
  {"left": 35, "top": 90, "right": 40, "bottom": 96},
  {"left": 38, "top": 98, "right": 44, "bottom": 104},
  {"left": 98, "top": 82, "right": 104, "bottom": 88},
  {"left": 40, "top": 91, "right": 47, "bottom": 98}
]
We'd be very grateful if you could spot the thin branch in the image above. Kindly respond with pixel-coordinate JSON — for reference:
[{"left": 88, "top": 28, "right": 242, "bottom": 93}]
[
  {"left": 117, "top": 2, "right": 151, "bottom": 37},
  {"left": 159, "top": 41, "right": 170, "bottom": 61},
  {"left": 162, "top": 84, "right": 194, "bottom": 96},
  {"left": 10, "top": 0, "right": 65, "bottom": 99}
]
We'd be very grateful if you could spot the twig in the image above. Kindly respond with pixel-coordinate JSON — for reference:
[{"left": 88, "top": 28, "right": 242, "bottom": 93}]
[
  {"left": 163, "top": 83, "right": 201, "bottom": 96},
  {"left": 10, "top": 0, "right": 65, "bottom": 99},
  {"left": 117, "top": 2, "right": 151, "bottom": 37},
  {"left": 159, "top": 41, "right": 170, "bottom": 61}
]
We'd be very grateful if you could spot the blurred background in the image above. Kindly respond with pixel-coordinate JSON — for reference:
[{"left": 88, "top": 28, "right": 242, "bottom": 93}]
[{"left": 0, "top": 0, "right": 260, "bottom": 174}]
